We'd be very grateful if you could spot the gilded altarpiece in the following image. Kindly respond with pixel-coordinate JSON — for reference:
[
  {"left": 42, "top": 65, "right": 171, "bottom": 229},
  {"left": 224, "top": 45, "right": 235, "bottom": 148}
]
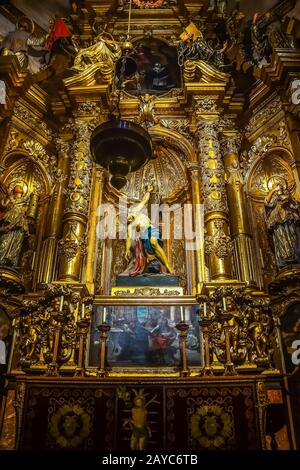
[{"left": 0, "top": 0, "right": 300, "bottom": 452}]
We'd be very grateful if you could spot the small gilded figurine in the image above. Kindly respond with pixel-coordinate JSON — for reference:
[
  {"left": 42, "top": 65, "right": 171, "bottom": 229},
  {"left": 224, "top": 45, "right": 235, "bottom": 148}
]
[
  {"left": 72, "top": 32, "right": 121, "bottom": 73},
  {"left": 264, "top": 179, "right": 300, "bottom": 270},
  {"left": 178, "top": 22, "right": 227, "bottom": 70}
]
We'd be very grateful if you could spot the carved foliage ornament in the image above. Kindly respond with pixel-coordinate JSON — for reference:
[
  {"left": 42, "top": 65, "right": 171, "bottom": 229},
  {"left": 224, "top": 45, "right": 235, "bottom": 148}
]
[
  {"left": 65, "top": 120, "right": 93, "bottom": 215},
  {"left": 14, "top": 101, "right": 52, "bottom": 139},
  {"left": 199, "top": 287, "right": 274, "bottom": 368},
  {"left": 205, "top": 220, "right": 233, "bottom": 259},
  {"left": 241, "top": 122, "right": 291, "bottom": 178},
  {"left": 14, "top": 285, "right": 80, "bottom": 368},
  {"left": 59, "top": 223, "right": 87, "bottom": 261},
  {"left": 5, "top": 129, "right": 57, "bottom": 177},
  {"left": 245, "top": 96, "right": 282, "bottom": 138},
  {"left": 193, "top": 97, "right": 218, "bottom": 114},
  {"left": 160, "top": 119, "right": 191, "bottom": 138},
  {"left": 220, "top": 134, "right": 242, "bottom": 156},
  {"left": 197, "top": 121, "right": 228, "bottom": 213},
  {"left": 113, "top": 287, "right": 181, "bottom": 296}
]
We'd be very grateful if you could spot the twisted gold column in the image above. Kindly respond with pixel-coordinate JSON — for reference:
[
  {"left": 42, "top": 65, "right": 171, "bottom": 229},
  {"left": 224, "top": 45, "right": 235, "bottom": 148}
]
[
  {"left": 37, "top": 139, "right": 70, "bottom": 284},
  {"left": 197, "top": 119, "right": 233, "bottom": 280},
  {"left": 221, "top": 132, "right": 257, "bottom": 285},
  {"left": 58, "top": 120, "right": 93, "bottom": 282}
]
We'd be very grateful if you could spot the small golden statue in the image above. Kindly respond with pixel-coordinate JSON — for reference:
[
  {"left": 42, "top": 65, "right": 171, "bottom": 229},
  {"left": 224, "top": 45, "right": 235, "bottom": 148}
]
[
  {"left": 264, "top": 179, "right": 300, "bottom": 270},
  {"left": 249, "top": 306, "right": 271, "bottom": 362},
  {"left": 124, "top": 184, "right": 174, "bottom": 276},
  {"left": 71, "top": 32, "right": 121, "bottom": 79},
  {"left": 0, "top": 184, "right": 38, "bottom": 269}
]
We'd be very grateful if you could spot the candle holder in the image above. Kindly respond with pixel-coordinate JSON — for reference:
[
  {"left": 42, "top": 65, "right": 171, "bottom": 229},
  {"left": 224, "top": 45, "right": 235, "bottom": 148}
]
[
  {"left": 46, "top": 312, "right": 65, "bottom": 377},
  {"left": 97, "top": 322, "right": 111, "bottom": 377},
  {"left": 74, "top": 318, "right": 90, "bottom": 377},
  {"left": 176, "top": 321, "right": 190, "bottom": 377},
  {"left": 199, "top": 318, "right": 214, "bottom": 377},
  {"left": 222, "top": 313, "right": 237, "bottom": 376}
]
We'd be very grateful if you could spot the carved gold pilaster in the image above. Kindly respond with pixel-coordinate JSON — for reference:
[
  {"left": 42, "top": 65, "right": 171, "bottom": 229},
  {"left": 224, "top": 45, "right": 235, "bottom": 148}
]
[
  {"left": 83, "top": 167, "right": 105, "bottom": 294},
  {"left": 197, "top": 119, "right": 233, "bottom": 280},
  {"left": 221, "top": 132, "right": 257, "bottom": 286},
  {"left": 58, "top": 120, "right": 93, "bottom": 282},
  {"left": 37, "top": 139, "right": 71, "bottom": 284},
  {"left": 187, "top": 162, "right": 207, "bottom": 286}
]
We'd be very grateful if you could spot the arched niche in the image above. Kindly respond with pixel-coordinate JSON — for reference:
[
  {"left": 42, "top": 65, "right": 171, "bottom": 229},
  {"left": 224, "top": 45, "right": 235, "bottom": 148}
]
[
  {"left": 94, "top": 128, "right": 199, "bottom": 295},
  {"left": 246, "top": 148, "right": 297, "bottom": 202},
  {"left": 245, "top": 148, "right": 299, "bottom": 288},
  {"left": 0, "top": 152, "right": 52, "bottom": 290},
  {"left": 1, "top": 151, "right": 52, "bottom": 195}
]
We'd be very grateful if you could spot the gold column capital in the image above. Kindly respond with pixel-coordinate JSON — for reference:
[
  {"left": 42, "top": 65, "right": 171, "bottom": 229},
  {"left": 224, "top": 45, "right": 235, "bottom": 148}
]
[{"left": 220, "top": 132, "right": 242, "bottom": 157}]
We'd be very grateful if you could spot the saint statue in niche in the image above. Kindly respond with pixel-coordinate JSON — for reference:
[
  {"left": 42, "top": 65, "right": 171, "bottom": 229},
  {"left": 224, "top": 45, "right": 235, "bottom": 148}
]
[
  {"left": 122, "top": 184, "right": 174, "bottom": 276},
  {"left": 0, "top": 183, "right": 38, "bottom": 270},
  {"left": 264, "top": 178, "right": 300, "bottom": 270}
]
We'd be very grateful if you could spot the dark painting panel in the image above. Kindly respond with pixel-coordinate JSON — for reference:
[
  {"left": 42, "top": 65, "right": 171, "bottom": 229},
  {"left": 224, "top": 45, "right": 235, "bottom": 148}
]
[
  {"left": 119, "top": 38, "right": 181, "bottom": 95},
  {"left": 89, "top": 305, "right": 202, "bottom": 368}
]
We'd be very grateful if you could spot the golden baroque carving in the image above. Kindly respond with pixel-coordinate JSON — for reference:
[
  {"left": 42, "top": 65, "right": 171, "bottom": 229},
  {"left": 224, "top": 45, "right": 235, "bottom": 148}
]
[
  {"left": 23, "top": 139, "right": 57, "bottom": 172},
  {"left": 59, "top": 223, "right": 87, "bottom": 261},
  {"left": 113, "top": 287, "right": 182, "bottom": 296},
  {"left": 76, "top": 101, "right": 102, "bottom": 118},
  {"left": 14, "top": 284, "right": 80, "bottom": 369},
  {"left": 171, "top": 239, "right": 187, "bottom": 291},
  {"left": 197, "top": 120, "right": 228, "bottom": 213},
  {"left": 220, "top": 133, "right": 242, "bottom": 156},
  {"left": 65, "top": 120, "right": 94, "bottom": 215},
  {"left": 241, "top": 122, "right": 291, "bottom": 177},
  {"left": 245, "top": 96, "right": 282, "bottom": 138},
  {"left": 14, "top": 101, "right": 52, "bottom": 139},
  {"left": 135, "top": 94, "right": 160, "bottom": 127},
  {"left": 160, "top": 118, "right": 191, "bottom": 138},
  {"left": 198, "top": 287, "right": 274, "bottom": 368},
  {"left": 193, "top": 96, "right": 219, "bottom": 114},
  {"left": 205, "top": 220, "right": 233, "bottom": 259}
]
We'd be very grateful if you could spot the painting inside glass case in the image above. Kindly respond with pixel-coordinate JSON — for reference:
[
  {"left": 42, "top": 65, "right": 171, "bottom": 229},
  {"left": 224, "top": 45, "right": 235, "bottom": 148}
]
[{"left": 89, "top": 305, "right": 202, "bottom": 368}]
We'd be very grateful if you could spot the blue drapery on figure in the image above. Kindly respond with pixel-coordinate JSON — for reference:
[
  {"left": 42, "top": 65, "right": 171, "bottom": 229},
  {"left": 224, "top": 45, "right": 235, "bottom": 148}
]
[{"left": 140, "top": 226, "right": 163, "bottom": 255}]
